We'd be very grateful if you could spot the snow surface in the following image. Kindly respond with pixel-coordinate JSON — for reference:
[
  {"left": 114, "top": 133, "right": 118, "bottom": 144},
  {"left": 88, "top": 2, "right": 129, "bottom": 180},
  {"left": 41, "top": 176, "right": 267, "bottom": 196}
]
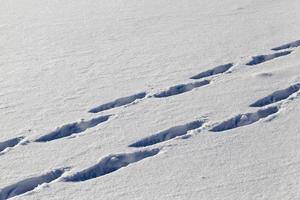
[{"left": 0, "top": 0, "right": 300, "bottom": 199}]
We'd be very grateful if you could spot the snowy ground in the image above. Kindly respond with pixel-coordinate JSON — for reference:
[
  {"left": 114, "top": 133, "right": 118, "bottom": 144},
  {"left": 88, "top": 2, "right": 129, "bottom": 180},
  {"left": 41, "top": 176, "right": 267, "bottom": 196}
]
[{"left": 0, "top": 0, "right": 300, "bottom": 199}]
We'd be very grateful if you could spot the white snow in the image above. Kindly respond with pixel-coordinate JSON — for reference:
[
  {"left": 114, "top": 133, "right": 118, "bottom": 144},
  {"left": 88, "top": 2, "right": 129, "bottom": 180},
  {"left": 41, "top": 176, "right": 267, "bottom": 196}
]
[{"left": 0, "top": 0, "right": 300, "bottom": 199}]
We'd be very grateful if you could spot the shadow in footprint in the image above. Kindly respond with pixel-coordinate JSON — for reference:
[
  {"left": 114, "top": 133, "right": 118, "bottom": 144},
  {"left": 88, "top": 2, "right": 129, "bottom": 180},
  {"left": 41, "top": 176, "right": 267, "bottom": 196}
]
[
  {"left": 190, "top": 63, "right": 233, "bottom": 80},
  {"left": 153, "top": 80, "right": 210, "bottom": 98},
  {"left": 129, "top": 120, "right": 204, "bottom": 148},
  {"left": 210, "top": 106, "right": 279, "bottom": 132},
  {"left": 35, "top": 115, "right": 111, "bottom": 142},
  {"left": 0, "top": 169, "right": 66, "bottom": 200},
  {"left": 250, "top": 83, "right": 300, "bottom": 107},
  {"left": 63, "top": 149, "right": 159, "bottom": 182},
  {"left": 89, "top": 92, "right": 146, "bottom": 113},
  {"left": 246, "top": 51, "right": 292, "bottom": 66},
  {"left": 0, "top": 136, "right": 24, "bottom": 154},
  {"left": 272, "top": 40, "right": 300, "bottom": 51}
]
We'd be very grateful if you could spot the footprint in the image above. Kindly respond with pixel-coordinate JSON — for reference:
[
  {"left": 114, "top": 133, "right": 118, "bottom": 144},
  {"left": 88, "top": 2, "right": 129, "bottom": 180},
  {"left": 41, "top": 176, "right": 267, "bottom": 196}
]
[
  {"left": 0, "top": 136, "right": 24, "bottom": 154},
  {"left": 210, "top": 106, "right": 279, "bottom": 132},
  {"left": 89, "top": 92, "right": 146, "bottom": 113},
  {"left": 129, "top": 120, "right": 204, "bottom": 148},
  {"left": 153, "top": 80, "right": 210, "bottom": 98},
  {"left": 250, "top": 83, "right": 300, "bottom": 107},
  {"left": 0, "top": 169, "right": 66, "bottom": 200},
  {"left": 272, "top": 40, "right": 300, "bottom": 51},
  {"left": 63, "top": 149, "right": 159, "bottom": 182},
  {"left": 190, "top": 63, "right": 233, "bottom": 80},
  {"left": 35, "top": 115, "right": 111, "bottom": 142},
  {"left": 246, "top": 51, "right": 292, "bottom": 66}
]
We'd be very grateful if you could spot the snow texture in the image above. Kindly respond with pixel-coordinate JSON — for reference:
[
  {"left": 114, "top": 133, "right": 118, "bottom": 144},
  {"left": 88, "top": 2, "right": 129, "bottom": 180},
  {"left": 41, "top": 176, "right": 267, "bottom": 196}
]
[{"left": 1, "top": 0, "right": 300, "bottom": 199}]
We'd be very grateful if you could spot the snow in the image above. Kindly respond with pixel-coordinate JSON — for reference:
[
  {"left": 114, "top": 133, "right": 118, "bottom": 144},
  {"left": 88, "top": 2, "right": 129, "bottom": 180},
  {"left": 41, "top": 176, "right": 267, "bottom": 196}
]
[{"left": 0, "top": 0, "right": 300, "bottom": 199}]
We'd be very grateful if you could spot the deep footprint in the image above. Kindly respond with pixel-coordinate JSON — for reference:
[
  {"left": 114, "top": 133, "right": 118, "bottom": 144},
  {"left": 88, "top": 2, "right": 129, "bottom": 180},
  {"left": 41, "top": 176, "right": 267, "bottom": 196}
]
[
  {"left": 153, "top": 80, "right": 210, "bottom": 98},
  {"left": 250, "top": 83, "right": 300, "bottom": 107},
  {"left": 272, "top": 40, "right": 300, "bottom": 51},
  {"left": 35, "top": 115, "right": 110, "bottom": 142},
  {"left": 0, "top": 169, "right": 65, "bottom": 200},
  {"left": 190, "top": 63, "right": 233, "bottom": 80},
  {"left": 246, "top": 51, "right": 292, "bottom": 66},
  {"left": 0, "top": 136, "right": 24, "bottom": 153},
  {"left": 210, "top": 106, "right": 279, "bottom": 132},
  {"left": 89, "top": 92, "right": 146, "bottom": 113},
  {"left": 129, "top": 120, "right": 204, "bottom": 148},
  {"left": 63, "top": 149, "right": 159, "bottom": 182}
]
